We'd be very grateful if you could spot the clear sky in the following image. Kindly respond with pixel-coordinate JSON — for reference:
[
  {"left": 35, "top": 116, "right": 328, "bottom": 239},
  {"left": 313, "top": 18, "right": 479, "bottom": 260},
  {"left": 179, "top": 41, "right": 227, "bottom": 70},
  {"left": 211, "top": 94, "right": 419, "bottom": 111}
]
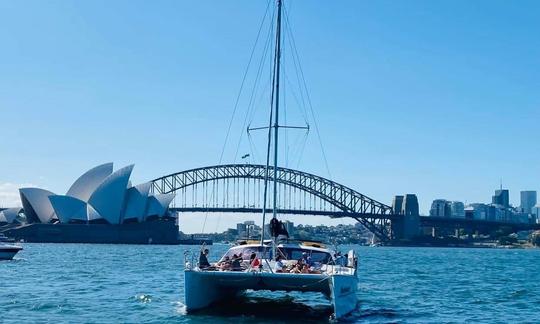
[{"left": 0, "top": 0, "right": 538, "bottom": 233}]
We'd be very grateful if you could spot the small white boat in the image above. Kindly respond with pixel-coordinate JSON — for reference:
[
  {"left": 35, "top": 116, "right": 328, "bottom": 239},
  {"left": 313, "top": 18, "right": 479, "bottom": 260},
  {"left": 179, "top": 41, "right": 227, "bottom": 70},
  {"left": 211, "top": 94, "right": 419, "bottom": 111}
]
[
  {"left": 0, "top": 243, "right": 22, "bottom": 260},
  {"left": 184, "top": 240, "right": 359, "bottom": 319}
]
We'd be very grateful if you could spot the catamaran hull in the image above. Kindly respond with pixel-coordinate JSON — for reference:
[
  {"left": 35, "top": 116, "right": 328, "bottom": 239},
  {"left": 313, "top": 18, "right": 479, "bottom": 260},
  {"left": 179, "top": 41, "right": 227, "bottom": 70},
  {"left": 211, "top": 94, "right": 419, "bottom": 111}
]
[
  {"left": 184, "top": 270, "right": 357, "bottom": 319},
  {"left": 329, "top": 274, "right": 359, "bottom": 319},
  {"left": 184, "top": 270, "right": 241, "bottom": 310}
]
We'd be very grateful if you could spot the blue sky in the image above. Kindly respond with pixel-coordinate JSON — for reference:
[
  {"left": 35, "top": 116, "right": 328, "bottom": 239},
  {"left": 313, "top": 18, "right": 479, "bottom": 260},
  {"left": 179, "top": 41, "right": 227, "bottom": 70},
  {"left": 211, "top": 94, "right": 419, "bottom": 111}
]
[{"left": 0, "top": 0, "right": 538, "bottom": 232}]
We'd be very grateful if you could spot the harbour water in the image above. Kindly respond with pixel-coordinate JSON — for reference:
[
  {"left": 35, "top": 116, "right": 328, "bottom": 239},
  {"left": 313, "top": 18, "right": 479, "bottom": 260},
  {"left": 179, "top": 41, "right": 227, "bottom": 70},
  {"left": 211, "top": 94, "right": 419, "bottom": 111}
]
[{"left": 1, "top": 243, "right": 539, "bottom": 323}]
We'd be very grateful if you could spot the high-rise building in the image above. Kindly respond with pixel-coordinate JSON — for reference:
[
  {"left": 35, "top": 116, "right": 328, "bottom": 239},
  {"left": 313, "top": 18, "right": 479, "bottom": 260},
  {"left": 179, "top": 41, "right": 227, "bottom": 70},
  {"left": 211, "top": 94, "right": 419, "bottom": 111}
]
[
  {"left": 450, "top": 201, "right": 465, "bottom": 218},
  {"left": 492, "top": 189, "right": 510, "bottom": 208},
  {"left": 430, "top": 199, "right": 451, "bottom": 217},
  {"left": 236, "top": 222, "right": 247, "bottom": 236},
  {"left": 532, "top": 204, "right": 540, "bottom": 224},
  {"left": 283, "top": 220, "right": 294, "bottom": 235},
  {"left": 468, "top": 203, "right": 489, "bottom": 220},
  {"left": 520, "top": 191, "right": 537, "bottom": 214}
]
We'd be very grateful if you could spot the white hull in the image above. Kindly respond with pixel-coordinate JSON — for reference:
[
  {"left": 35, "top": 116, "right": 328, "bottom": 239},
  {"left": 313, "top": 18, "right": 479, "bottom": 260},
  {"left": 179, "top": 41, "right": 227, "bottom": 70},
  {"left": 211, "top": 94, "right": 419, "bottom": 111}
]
[
  {"left": 330, "top": 274, "right": 359, "bottom": 319},
  {"left": 184, "top": 269, "right": 358, "bottom": 319}
]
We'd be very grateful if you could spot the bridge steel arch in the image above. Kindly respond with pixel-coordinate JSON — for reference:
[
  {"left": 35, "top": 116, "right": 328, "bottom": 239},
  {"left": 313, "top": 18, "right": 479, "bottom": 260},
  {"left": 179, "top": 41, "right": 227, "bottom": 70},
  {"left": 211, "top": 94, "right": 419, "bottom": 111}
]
[{"left": 150, "top": 164, "right": 397, "bottom": 241}]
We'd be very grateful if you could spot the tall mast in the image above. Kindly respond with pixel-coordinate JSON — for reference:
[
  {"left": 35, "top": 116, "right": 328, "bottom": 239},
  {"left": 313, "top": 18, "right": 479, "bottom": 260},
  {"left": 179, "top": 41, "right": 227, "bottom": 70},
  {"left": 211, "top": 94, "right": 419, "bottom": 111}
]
[
  {"left": 272, "top": 0, "right": 283, "bottom": 222},
  {"left": 259, "top": 0, "right": 283, "bottom": 247}
]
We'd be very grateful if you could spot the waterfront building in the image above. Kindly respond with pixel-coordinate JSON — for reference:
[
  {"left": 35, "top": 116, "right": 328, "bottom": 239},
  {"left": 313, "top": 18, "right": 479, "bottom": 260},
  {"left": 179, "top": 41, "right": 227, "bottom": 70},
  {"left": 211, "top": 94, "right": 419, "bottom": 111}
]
[
  {"left": 468, "top": 203, "right": 489, "bottom": 220},
  {"left": 236, "top": 222, "right": 247, "bottom": 237},
  {"left": 19, "top": 163, "right": 175, "bottom": 225},
  {"left": 533, "top": 205, "right": 540, "bottom": 223},
  {"left": 236, "top": 220, "right": 260, "bottom": 238},
  {"left": 450, "top": 201, "right": 465, "bottom": 218},
  {"left": 492, "top": 189, "right": 510, "bottom": 208},
  {"left": 520, "top": 191, "right": 537, "bottom": 214},
  {"left": 430, "top": 199, "right": 451, "bottom": 217},
  {"left": 464, "top": 207, "right": 474, "bottom": 220},
  {"left": 284, "top": 220, "right": 294, "bottom": 235}
]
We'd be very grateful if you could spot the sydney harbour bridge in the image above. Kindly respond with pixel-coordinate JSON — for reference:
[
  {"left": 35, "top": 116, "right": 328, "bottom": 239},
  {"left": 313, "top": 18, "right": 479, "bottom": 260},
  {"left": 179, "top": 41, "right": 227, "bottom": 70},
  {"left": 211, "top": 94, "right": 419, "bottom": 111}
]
[{"left": 150, "top": 164, "right": 540, "bottom": 243}]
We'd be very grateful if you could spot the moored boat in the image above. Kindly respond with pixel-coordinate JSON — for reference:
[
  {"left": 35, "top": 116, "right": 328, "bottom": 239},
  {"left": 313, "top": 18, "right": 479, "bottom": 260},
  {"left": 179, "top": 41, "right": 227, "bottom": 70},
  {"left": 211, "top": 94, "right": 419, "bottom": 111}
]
[{"left": 0, "top": 243, "right": 23, "bottom": 260}]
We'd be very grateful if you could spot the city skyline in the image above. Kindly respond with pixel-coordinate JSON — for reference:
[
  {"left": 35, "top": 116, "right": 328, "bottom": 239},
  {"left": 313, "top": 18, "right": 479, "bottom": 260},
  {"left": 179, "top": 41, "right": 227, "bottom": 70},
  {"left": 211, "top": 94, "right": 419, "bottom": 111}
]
[{"left": 1, "top": 0, "right": 539, "bottom": 231}]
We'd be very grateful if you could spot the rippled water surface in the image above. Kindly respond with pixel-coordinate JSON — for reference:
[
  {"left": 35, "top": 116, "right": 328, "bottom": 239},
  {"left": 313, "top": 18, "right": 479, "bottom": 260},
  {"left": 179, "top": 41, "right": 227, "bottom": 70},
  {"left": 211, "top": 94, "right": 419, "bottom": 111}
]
[{"left": 1, "top": 244, "right": 539, "bottom": 323}]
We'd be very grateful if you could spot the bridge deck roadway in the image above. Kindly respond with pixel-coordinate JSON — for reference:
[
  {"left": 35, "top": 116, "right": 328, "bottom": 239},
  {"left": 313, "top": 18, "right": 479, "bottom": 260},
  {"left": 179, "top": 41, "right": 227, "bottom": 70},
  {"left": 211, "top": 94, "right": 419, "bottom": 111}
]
[
  {"left": 171, "top": 208, "right": 540, "bottom": 232},
  {"left": 170, "top": 207, "right": 401, "bottom": 220}
]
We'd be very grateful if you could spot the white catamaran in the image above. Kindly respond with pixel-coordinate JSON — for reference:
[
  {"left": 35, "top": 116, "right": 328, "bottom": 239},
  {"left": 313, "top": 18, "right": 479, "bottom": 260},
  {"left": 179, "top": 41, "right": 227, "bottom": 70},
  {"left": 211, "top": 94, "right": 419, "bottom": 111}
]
[{"left": 183, "top": 0, "right": 359, "bottom": 319}]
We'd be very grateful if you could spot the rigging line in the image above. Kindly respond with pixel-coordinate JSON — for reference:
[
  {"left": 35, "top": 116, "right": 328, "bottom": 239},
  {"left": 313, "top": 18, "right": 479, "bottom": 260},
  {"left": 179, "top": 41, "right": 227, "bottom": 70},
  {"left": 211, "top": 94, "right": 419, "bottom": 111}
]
[
  {"left": 289, "top": 127, "right": 307, "bottom": 162},
  {"left": 282, "top": 38, "right": 289, "bottom": 168},
  {"left": 218, "top": 0, "right": 272, "bottom": 165},
  {"left": 244, "top": 15, "right": 275, "bottom": 129},
  {"left": 284, "top": 6, "right": 333, "bottom": 180},
  {"left": 260, "top": 85, "right": 274, "bottom": 245},
  {"left": 296, "top": 123, "right": 310, "bottom": 169},
  {"left": 203, "top": 0, "right": 272, "bottom": 235},
  {"left": 283, "top": 70, "right": 309, "bottom": 123},
  {"left": 248, "top": 131, "right": 263, "bottom": 163},
  {"left": 247, "top": 74, "right": 272, "bottom": 127},
  {"left": 234, "top": 5, "right": 276, "bottom": 163},
  {"left": 283, "top": 20, "right": 310, "bottom": 127}
]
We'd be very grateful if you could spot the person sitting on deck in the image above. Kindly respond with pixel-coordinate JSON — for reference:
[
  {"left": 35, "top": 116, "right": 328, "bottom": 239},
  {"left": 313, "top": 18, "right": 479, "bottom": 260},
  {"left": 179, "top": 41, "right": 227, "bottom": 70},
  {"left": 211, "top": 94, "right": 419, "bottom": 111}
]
[
  {"left": 290, "top": 263, "right": 302, "bottom": 274},
  {"left": 231, "top": 254, "right": 243, "bottom": 271},
  {"left": 301, "top": 264, "right": 310, "bottom": 274},
  {"left": 301, "top": 252, "right": 313, "bottom": 267},
  {"left": 217, "top": 256, "right": 231, "bottom": 271},
  {"left": 274, "top": 255, "right": 286, "bottom": 273},
  {"left": 199, "top": 248, "right": 211, "bottom": 269},
  {"left": 335, "top": 252, "right": 346, "bottom": 266},
  {"left": 249, "top": 252, "right": 261, "bottom": 270}
]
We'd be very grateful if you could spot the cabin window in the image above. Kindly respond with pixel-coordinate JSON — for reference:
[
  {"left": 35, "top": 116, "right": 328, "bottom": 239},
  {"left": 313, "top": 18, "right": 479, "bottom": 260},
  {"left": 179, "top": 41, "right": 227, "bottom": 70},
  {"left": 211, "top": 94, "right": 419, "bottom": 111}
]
[
  {"left": 279, "top": 248, "right": 331, "bottom": 264},
  {"left": 219, "top": 246, "right": 270, "bottom": 261}
]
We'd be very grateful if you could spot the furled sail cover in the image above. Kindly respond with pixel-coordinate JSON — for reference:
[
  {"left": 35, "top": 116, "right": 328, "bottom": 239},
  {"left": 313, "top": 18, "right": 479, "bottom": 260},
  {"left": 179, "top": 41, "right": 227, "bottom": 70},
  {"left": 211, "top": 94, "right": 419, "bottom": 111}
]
[
  {"left": 0, "top": 208, "right": 22, "bottom": 224},
  {"left": 49, "top": 195, "right": 91, "bottom": 223},
  {"left": 66, "top": 163, "right": 113, "bottom": 202},
  {"left": 19, "top": 188, "right": 57, "bottom": 223},
  {"left": 88, "top": 165, "right": 134, "bottom": 224},
  {"left": 145, "top": 193, "right": 175, "bottom": 218},
  {"left": 123, "top": 182, "right": 151, "bottom": 222}
]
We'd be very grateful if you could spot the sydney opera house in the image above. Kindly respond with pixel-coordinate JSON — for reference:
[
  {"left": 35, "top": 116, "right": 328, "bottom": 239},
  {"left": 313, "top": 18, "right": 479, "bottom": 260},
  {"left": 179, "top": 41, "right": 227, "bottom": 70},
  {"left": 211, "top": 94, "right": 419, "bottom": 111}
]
[{"left": 1, "top": 163, "right": 179, "bottom": 244}]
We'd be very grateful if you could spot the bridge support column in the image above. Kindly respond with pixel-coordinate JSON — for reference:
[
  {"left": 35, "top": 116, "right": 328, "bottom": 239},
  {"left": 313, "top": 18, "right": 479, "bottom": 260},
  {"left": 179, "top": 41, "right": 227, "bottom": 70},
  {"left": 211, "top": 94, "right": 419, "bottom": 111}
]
[{"left": 391, "top": 194, "right": 420, "bottom": 240}]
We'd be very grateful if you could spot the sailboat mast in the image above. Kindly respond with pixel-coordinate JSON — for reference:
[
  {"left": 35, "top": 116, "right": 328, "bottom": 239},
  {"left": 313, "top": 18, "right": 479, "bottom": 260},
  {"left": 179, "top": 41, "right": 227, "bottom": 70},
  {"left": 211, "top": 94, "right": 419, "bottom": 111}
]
[
  {"left": 272, "top": 0, "right": 282, "bottom": 222},
  {"left": 259, "top": 0, "right": 283, "bottom": 248}
]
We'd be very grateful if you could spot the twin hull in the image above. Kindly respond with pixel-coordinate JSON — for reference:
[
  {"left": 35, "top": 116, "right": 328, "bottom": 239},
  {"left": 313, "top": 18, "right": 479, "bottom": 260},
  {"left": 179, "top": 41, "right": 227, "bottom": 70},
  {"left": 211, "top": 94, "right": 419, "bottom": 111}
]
[{"left": 184, "top": 270, "right": 358, "bottom": 319}]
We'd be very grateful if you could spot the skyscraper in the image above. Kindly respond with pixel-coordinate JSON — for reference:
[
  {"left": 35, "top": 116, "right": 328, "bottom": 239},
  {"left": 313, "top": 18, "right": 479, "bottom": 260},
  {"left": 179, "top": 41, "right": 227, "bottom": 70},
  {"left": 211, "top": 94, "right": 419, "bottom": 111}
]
[
  {"left": 492, "top": 189, "right": 510, "bottom": 208},
  {"left": 430, "top": 199, "right": 451, "bottom": 217},
  {"left": 520, "top": 191, "right": 537, "bottom": 214},
  {"left": 450, "top": 201, "right": 465, "bottom": 218}
]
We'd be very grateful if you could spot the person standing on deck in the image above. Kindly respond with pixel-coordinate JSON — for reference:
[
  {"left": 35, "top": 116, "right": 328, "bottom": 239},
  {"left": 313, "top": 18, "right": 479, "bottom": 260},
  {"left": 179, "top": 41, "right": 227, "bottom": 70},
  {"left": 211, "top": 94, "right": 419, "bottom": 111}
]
[{"left": 199, "top": 248, "right": 210, "bottom": 269}]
